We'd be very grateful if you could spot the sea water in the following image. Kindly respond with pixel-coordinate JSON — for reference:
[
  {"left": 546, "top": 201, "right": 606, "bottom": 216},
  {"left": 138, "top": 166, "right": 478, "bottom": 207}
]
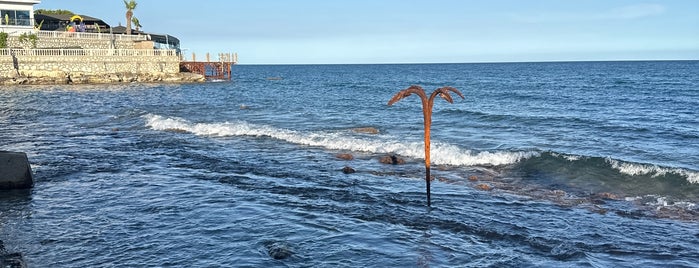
[{"left": 1, "top": 61, "right": 698, "bottom": 266}]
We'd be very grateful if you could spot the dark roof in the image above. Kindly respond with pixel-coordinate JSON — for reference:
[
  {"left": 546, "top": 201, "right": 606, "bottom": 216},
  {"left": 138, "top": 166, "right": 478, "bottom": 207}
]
[
  {"left": 34, "top": 14, "right": 110, "bottom": 27},
  {"left": 111, "top": 26, "right": 180, "bottom": 46}
]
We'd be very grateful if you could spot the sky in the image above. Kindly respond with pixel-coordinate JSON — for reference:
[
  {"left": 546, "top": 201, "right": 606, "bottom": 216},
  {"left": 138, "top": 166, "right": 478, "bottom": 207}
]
[{"left": 34, "top": 0, "right": 699, "bottom": 64}]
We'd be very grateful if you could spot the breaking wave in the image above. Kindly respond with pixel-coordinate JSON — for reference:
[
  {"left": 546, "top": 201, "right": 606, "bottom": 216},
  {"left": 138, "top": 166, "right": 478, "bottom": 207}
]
[
  {"left": 144, "top": 114, "right": 699, "bottom": 188},
  {"left": 143, "top": 114, "right": 536, "bottom": 167}
]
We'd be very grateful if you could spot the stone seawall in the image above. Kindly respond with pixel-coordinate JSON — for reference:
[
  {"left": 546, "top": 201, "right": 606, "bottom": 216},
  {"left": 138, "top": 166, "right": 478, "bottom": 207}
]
[
  {"left": 7, "top": 35, "right": 137, "bottom": 49},
  {"left": 0, "top": 50, "right": 205, "bottom": 85},
  {"left": 0, "top": 54, "right": 180, "bottom": 74}
]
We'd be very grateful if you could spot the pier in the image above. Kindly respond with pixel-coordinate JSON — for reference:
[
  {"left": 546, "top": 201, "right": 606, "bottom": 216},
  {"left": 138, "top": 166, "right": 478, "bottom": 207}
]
[{"left": 180, "top": 52, "right": 238, "bottom": 80}]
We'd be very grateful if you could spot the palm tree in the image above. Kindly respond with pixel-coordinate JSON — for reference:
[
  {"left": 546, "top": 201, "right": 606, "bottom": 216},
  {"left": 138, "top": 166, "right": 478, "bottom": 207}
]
[
  {"left": 124, "top": 0, "right": 137, "bottom": 35},
  {"left": 131, "top": 17, "right": 142, "bottom": 33},
  {"left": 388, "top": 85, "right": 464, "bottom": 206}
]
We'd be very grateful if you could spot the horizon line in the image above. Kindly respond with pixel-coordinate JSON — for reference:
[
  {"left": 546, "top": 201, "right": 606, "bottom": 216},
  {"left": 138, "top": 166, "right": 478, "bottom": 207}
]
[{"left": 233, "top": 59, "right": 699, "bottom": 66}]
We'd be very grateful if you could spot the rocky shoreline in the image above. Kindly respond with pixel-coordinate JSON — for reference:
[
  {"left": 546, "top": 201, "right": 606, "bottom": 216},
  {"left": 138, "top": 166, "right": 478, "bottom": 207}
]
[{"left": 0, "top": 70, "right": 206, "bottom": 85}]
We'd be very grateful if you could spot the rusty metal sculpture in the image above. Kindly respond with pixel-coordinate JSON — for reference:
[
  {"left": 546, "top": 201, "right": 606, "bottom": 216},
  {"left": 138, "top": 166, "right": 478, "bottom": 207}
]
[{"left": 388, "top": 85, "right": 464, "bottom": 206}]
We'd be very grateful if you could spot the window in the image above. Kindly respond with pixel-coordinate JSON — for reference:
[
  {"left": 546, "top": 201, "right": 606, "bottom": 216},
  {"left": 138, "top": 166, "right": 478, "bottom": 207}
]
[{"left": 0, "top": 10, "right": 32, "bottom": 26}]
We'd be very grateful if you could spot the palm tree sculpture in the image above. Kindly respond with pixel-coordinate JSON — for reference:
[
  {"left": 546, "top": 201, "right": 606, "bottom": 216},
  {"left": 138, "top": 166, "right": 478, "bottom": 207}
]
[
  {"left": 124, "top": 0, "right": 137, "bottom": 35},
  {"left": 388, "top": 85, "right": 464, "bottom": 206}
]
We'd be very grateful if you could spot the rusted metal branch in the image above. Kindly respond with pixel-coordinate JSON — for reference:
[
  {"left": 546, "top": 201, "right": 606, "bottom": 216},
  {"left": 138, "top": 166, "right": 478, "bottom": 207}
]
[{"left": 387, "top": 85, "right": 464, "bottom": 206}]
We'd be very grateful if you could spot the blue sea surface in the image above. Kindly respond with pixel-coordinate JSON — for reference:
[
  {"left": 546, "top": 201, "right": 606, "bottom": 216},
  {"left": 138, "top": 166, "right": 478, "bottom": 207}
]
[{"left": 1, "top": 61, "right": 698, "bottom": 266}]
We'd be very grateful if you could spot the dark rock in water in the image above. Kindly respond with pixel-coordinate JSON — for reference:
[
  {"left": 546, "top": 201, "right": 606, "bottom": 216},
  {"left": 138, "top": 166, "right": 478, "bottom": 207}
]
[
  {"left": 164, "top": 128, "right": 189, "bottom": 134},
  {"left": 0, "top": 151, "right": 34, "bottom": 189},
  {"left": 266, "top": 242, "right": 292, "bottom": 260},
  {"left": 476, "top": 184, "right": 492, "bottom": 191},
  {"left": 596, "top": 192, "right": 620, "bottom": 200},
  {"left": 352, "top": 127, "right": 380, "bottom": 134},
  {"left": 379, "top": 155, "right": 405, "bottom": 165},
  {"left": 336, "top": 153, "right": 354, "bottom": 160},
  {"left": 0, "top": 240, "right": 27, "bottom": 268},
  {"left": 342, "top": 166, "right": 356, "bottom": 174},
  {"left": 0, "top": 253, "right": 25, "bottom": 268},
  {"left": 468, "top": 175, "right": 479, "bottom": 181}
]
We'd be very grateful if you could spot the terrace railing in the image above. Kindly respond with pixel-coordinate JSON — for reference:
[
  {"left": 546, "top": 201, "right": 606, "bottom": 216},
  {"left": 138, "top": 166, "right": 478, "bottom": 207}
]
[
  {"left": 34, "top": 30, "right": 148, "bottom": 41},
  {"left": 0, "top": 48, "right": 177, "bottom": 57}
]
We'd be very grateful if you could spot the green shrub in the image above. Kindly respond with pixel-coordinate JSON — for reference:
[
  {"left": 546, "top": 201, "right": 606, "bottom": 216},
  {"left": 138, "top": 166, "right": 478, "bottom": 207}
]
[
  {"left": 18, "top": 33, "right": 38, "bottom": 48},
  {"left": 0, "top": 32, "right": 8, "bottom": 48}
]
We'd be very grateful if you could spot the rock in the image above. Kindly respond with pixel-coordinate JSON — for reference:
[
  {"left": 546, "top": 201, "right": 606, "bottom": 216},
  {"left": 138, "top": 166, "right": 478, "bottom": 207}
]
[
  {"left": 352, "top": 127, "right": 380, "bottom": 134},
  {"left": 1, "top": 240, "right": 27, "bottom": 268},
  {"left": 0, "top": 252, "right": 25, "bottom": 268},
  {"left": 475, "top": 184, "right": 492, "bottom": 191},
  {"left": 342, "top": 166, "right": 356, "bottom": 174},
  {"left": 379, "top": 155, "right": 405, "bottom": 165},
  {"left": 1, "top": 70, "right": 207, "bottom": 85},
  {"left": 0, "top": 151, "right": 34, "bottom": 189},
  {"left": 266, "top": 242, "right": 292, "bottom": 260},
  {"left": 4, "top": 70, "right": 19, "bottom": 78},
  {"left": 551, "top": 190, "right": 566, "bottom": 196},
  {"left": 597, "top": 192, "right": 620, "bottom": 200},
  {"left": 468, "top": 175, "right": 479, "bottom": 181},
  {"left": 335, "top": 153, "right": 354, "bottom": 160}
]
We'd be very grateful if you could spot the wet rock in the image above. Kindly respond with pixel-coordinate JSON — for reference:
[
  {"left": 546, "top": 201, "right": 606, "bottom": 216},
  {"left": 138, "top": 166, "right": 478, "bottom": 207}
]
[
  {"left": 468, "top": 175, "right": 479, "bottom": 181},
  {"left": 1, "top": 72, "right": 205, "bottom": 85},
  {"left": 164, "top": 128, "right": 189, "bottom": 134},
  {"left": 335, "top": 153, "right": 354, "bottom": 160},
  {"left": 476, "top": 184, "right": 492, "bottom": 191},
  {"left": 437, "top": 177, "right": 448, "bottom": 182},
  {"left": 596, "top": 192, "right": 620, "bottom": 200},
  {"left": 0, "top": 253, "right": 25, "bottom": 268},
  {"left": 590, "top": 205, "right": 608, "bottom": 215},
  {"left": 342, "top": 166, "right": 356, "bottom": 174},
  {"left": 379, "top": 155, "right": 405, "bottom": 165},
  {"left": 551, "top": 190, "right": 566, "bottom": 196},
  {"left": 266, "top": 242, "right": 292, "bottom": 260},
  {"left": 352, "top": 127, "right": 379, "bottom": 134},
  {"left": 0, "top": 240, "right": 26, "bottom": 268},
  {"left": 0, "top": 151, "right": 34, "bottom": 189}
]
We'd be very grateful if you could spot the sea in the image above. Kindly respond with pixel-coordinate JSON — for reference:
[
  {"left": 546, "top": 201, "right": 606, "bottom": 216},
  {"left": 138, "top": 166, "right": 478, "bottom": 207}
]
[{"left": 1, "top": 61, "right": 698, "bottom": 267}]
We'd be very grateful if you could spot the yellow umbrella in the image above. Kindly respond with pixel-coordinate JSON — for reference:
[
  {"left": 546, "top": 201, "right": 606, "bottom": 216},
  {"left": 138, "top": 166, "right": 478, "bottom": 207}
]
[{"left": 70, "top": 15, "right": 83, "bottom": 23}]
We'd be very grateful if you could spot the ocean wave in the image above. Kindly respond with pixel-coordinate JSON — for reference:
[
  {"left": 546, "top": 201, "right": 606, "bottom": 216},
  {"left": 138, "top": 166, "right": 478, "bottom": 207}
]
[
  {"left": 143, "top": 114, "right": 699, "bottom": 187},
  {"left": 607, "top": 158, "right": 699, "bottom": 184},
  {"left": 143, "top": 114, "right": 533, "bottom": 167}
]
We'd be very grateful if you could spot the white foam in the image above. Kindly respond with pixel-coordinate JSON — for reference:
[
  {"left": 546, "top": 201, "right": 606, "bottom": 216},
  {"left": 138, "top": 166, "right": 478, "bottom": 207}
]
[
  {"left": 606, "top": 158, "right": 699, "bottom": 184},
  {"left": 143, "top": 114, "right": 533, "bottom": 167}
]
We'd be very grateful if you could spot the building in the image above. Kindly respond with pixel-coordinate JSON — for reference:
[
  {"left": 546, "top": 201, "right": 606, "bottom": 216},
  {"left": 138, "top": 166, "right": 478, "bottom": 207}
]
[
  {"left": 111, "top": 25, "right": 181, "bottom": 51},
  {"left": 34, "top": 13, "right": 110, "bottom": 33},
  {"left": 0, "top": 0, "right": 40, "bottom": 33}
]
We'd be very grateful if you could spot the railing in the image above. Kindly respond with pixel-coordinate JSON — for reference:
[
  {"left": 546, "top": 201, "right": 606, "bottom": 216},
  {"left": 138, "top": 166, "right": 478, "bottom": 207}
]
[
  {"left": 0, "top": 48, "right": 177, "bottom": 57},
  {"left": 0, "top": 18, "right": 33, "bottom": 27},
  {"left": 34, "top": 30, "right": 148, "bottom": 41}
]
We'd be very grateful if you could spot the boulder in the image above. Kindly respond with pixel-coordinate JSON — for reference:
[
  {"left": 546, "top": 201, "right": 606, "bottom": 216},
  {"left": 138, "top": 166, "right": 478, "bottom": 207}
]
[
  {"left": 342, "top": 166, "right": 356, "bottom": 174},
  {"left": 379, "top": 155, "right": 405, "bottom": 165},
  {"left": 352, "top": 127, "right": 380, "bottom": 134},
  {"left": 475, "top": 184, "right": 492, "bottom": 191},
  {"left": 335, "top": 153, "right": 354, "bottom": 160},
  {"left": 0, "top": 151, "right": 34, "bottom": 189},
  {"left": 265, "top": 242, "right": 292, "bottom": 260},
  {"left": 0, "top": 240, "right": 26, "bottom": 268}
]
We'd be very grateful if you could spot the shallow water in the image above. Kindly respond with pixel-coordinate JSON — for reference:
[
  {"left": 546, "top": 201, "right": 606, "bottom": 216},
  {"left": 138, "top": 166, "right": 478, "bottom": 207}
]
[{"left": 1, "top": 61, "right": 698, "bottom": 267}]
